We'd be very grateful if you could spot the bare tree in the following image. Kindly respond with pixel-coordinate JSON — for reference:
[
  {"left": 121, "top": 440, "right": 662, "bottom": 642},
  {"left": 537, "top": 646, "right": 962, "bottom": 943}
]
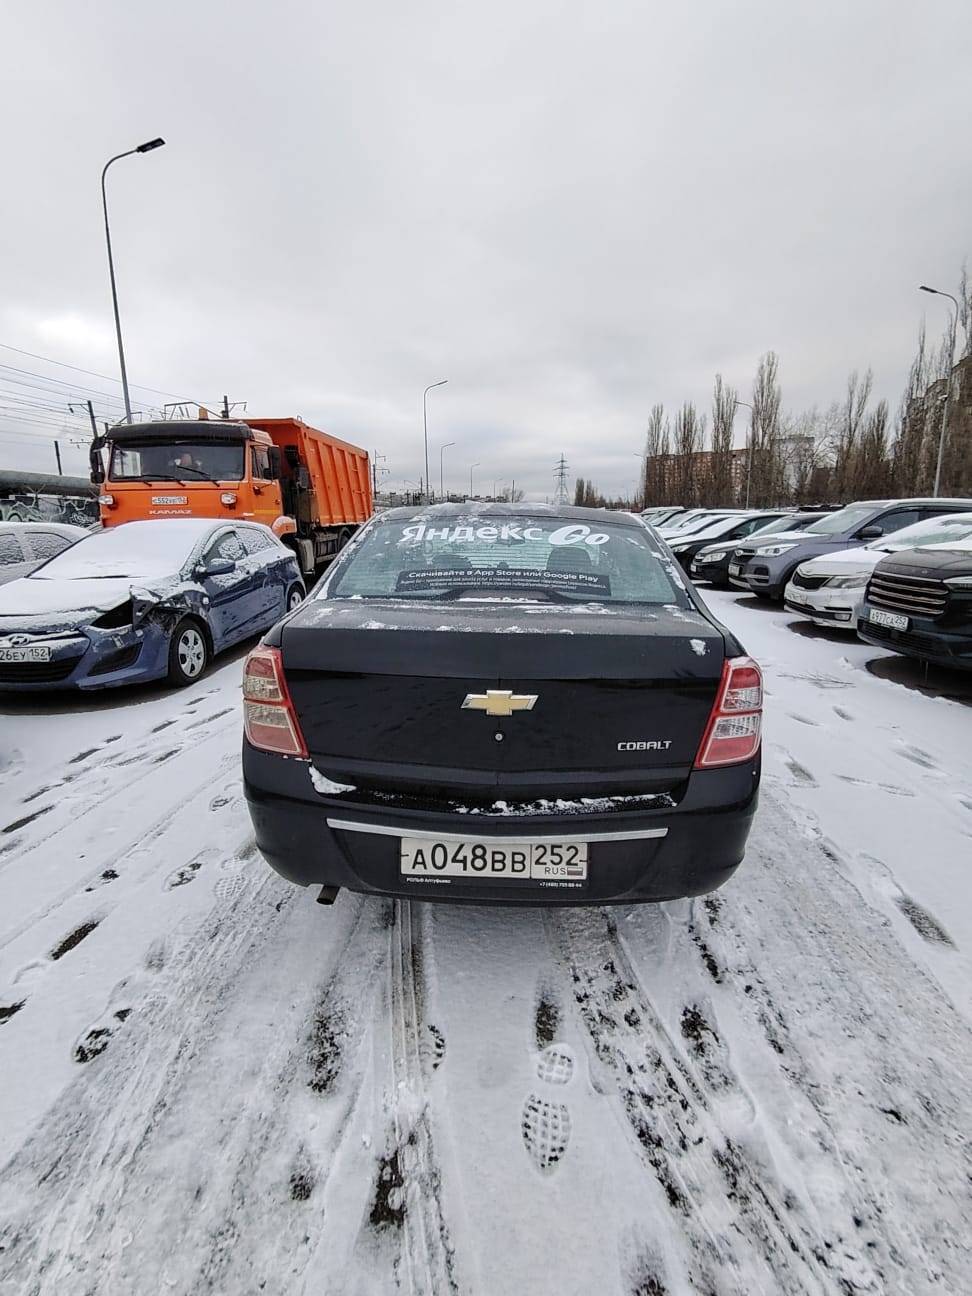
[
  {"left": 959, "top": 262, "right": 972, "bottom": 360},
  {"left": 672, "top": 402, "right": 705, "bottom": 506},
  {"left": 892, "top": 324, "right": 932, "bottom": 494},
  {"left": 748, "top": 352, "right": 783, "bottom": 505},
  {"left": 857, "top": 400, "right": 892, "bottom": 496},
  {"left": 832, "top": 369, "right": 873, "bottom": 499},
  {"left": 708, "top": 375, "right": 737, "bottom": 506},
  {"left": 641, "top": 404, "right": 673, "bottom": 505}
]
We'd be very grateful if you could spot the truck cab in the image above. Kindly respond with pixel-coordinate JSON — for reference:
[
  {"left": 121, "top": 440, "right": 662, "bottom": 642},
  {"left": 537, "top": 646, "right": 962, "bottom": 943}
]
[
  {"left": 92, "top": 416, "right": 373, "bottom": 576},
  {"left": 93, "top": 419, "right": 285, "bottom": 531}
]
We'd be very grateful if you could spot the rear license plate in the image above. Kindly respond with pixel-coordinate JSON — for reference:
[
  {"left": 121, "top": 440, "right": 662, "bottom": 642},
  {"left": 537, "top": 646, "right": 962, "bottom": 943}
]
[
  {"left": 0, "top": 646, "right": 52, "bottom": 662},
  {"left": 868, "top": 607, "right": 908, "bottom": 631},
  {"left": 729, "top": 562, "right": 743, "bottom": 576},
  {"left": 400, "top": 837, "right": 588, "bottom": 884}
]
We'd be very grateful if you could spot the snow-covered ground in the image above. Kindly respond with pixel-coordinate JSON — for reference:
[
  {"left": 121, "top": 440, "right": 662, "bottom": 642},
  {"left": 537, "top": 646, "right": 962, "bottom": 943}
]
[{"left": 1, "top": 592, "right": 970, "bottom": 1295}]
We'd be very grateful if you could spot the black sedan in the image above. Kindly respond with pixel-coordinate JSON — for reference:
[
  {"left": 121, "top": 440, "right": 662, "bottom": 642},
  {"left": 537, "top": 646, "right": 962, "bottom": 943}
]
[
  {"left": 858, "top": 541, "right": 972, "bottom": 670},
  {"left": 242, "top": 505, "right": 762, "bottom": 906}
]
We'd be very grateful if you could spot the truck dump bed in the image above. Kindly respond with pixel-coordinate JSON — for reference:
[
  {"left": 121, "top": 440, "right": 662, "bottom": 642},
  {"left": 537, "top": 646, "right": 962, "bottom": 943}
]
[{"left": 244, "top": 418, "right": 372, "bottom": 526}]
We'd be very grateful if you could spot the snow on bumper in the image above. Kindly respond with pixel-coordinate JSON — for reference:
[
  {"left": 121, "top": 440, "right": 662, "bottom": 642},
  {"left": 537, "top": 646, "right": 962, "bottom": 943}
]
[{"left": 243, "top": 744, "right": 760, "bottom": 905}]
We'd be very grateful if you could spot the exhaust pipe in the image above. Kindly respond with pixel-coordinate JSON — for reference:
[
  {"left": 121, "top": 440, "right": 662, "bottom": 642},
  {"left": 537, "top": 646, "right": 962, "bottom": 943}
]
[{"left": 316, "top": 886, "right": 340, "bottom": 906}]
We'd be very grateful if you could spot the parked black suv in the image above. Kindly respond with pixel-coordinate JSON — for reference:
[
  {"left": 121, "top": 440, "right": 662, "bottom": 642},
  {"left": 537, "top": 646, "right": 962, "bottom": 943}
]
[{"left": 858, "top": 544, "right": 972, "bottom": 671}]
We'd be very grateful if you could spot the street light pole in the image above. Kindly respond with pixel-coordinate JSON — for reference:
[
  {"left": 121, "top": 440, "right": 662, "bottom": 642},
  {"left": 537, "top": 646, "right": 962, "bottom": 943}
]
[
  {"left": 919, "top": 285, "right": 962, "bottom": 497},
  {"left": 439, "top": 440, "right": 455, "bottom": 500},
  {"left": 469, "top": 462, "right": 479, "bottom": 498},
  {"left": 733, "top": 399, "right": 754, "bottom": 507},
  {"left": 101, "top": 138, "right": 165, "bottom": 423},
  {"left": 423, "top": 379, "right": 447, "bottom": 502}
]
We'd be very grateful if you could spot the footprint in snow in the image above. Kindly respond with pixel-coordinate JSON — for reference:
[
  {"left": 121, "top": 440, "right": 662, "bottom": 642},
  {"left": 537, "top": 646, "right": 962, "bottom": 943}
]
[
  {"left": 836, "top": 774, "right": 915, "bottom": 798},
  {"left": 784, "top": 758, "right": 817, "bottom": 788},
  {"left": 73, "top": 1007, "right": 132, "bottom": 1063},
  {"left": 895, "top": 743, "right": 942, "bottom": 773},
  {"left": 785, "top": 712, "right": 820, "bottom": 728},
  {"left": 536, "top": 1043, "right": 575, "bottom": 1086},
  {"left": 521, "top": 1094, "right": 571, "bottom": 1174},
  {"left": 164, "top": 857, "right": 205, "bottom": 890},
  {"left": 214, "top": 872, "right": 246, "bottom": 901}
]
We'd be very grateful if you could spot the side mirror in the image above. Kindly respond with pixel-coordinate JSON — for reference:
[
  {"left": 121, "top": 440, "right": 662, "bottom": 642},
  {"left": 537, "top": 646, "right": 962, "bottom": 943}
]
[
  {"left": 196, "top": 557, "right": 236, "bottom": 578},
  {"left": 268, "top": 446, "right": 283, "bottom": 479},
  {"left": 89, "top": 446, "right": 105, "bottom": 485},
  {"left": 859, "top": 525, "right": 883, "bottom": 539}
]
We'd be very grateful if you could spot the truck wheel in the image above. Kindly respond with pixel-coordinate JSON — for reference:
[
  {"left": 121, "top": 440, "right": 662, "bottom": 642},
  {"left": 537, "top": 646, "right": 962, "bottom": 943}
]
[
  {"left": 167, "top": 618, "right": 210, "bottom": 687},
  {"left": 286, "top": 584, "right": 305, "bottom": 612}
]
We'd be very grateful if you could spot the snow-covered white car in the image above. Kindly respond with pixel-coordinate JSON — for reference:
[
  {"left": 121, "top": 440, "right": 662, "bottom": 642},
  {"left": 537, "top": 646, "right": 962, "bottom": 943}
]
[{"left": 783, "top": 512, "right": 972, "bottom": 629}]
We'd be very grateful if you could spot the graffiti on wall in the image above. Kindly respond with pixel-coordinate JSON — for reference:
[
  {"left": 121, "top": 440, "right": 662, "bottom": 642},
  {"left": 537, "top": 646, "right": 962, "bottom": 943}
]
[{"left": 0, "top": 490, "right": 99, "bottom": 527}]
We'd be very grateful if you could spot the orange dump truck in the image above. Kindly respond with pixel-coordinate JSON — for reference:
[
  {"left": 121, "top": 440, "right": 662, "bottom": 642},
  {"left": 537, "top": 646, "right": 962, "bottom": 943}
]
[{"left": 91, "top": 415, "right": 372, "bottom": 574}]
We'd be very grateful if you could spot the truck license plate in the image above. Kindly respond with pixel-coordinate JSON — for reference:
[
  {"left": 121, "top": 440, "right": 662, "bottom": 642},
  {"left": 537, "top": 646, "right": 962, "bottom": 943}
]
[
  {"left": 0, "top": 646, "right": 51, "bottom": 662},
  {"left": 151, "top": 494, "right": 188, "bottom": 505},
  {"left": 400, "top": 837, "right": 588, "bottom": 884},
  {"left": 868, "top": 607, "right": 909, "bottom": 631}
]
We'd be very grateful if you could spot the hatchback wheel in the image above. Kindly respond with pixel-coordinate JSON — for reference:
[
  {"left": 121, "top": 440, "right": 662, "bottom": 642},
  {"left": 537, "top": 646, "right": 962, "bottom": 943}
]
[
  {"left": 287, "top": 584, "right": 305, "bottom": 612},
  {"left": 167, "top": 619, "right": 210, "bottom": 687}
]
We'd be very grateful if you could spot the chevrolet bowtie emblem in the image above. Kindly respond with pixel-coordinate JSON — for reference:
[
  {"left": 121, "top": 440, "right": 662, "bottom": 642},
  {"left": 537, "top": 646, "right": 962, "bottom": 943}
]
[{"left": 461, "top": 689, "right": 538, "bottom": 717}]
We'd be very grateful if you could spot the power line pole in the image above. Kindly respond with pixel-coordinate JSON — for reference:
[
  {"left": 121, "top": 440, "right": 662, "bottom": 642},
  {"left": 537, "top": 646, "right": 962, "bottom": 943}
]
[
  {"left": 54, "top": 440, "right": 63, "bottom": 474},
  {"left": 554, "top": 453, "right": 569, "bottom": 505}
]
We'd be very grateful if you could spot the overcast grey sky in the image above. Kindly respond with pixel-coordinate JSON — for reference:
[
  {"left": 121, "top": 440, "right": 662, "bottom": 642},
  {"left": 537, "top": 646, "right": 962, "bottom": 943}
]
[{"left": 2, "top": 0, "right": 970, "bottom": 496}]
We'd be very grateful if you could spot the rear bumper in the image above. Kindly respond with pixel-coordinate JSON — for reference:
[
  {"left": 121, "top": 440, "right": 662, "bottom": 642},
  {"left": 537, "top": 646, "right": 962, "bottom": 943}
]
[{"left": 243, "top": 745, "right": 760, "bottom": 905}]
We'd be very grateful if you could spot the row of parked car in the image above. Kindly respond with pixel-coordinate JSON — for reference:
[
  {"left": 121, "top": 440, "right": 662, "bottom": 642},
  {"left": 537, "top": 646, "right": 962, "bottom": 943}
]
[{"left": 642, "top": 500, "right": 972, "bottom": 674}]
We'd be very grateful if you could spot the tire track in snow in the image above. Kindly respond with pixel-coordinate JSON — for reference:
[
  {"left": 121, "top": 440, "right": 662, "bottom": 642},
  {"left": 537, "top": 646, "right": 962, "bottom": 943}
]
[
  {"left": 384, "top": 899, "right": 460, "bottom": 1296},
  {"left": 545, "top": 907, "right": 864, "bottom": 1296},
  {"left": 0, "top": 881, "right": 389, "bottom": 1294},
  {"left": 627, "top": 793, "right": 972, "bottom": 1295}
]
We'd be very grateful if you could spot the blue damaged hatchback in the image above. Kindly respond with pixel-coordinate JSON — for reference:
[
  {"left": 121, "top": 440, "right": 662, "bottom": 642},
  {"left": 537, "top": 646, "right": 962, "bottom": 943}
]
[{"left": 0, "top": 518, "right": 304, "bottom": 690}]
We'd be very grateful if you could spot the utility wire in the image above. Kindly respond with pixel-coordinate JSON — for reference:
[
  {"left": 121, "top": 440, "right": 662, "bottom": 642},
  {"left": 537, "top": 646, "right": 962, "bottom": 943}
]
[{"left": 0, "top": 340, "right": 220, "bottom": 407}]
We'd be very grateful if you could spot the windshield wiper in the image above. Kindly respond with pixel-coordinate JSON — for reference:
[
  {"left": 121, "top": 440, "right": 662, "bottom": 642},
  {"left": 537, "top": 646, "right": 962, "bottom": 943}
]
[
  {"left": 174, "top": 465, "right": 218, "bottom": 481},
  {"left": 130, "top": 473, "right": 187, "bottom": 484}
]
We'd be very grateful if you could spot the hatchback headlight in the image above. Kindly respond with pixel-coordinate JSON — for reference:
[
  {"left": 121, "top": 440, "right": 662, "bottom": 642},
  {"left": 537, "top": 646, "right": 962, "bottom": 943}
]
[{"left": 700, "top": 550, "right": 726, "bottom": 563}]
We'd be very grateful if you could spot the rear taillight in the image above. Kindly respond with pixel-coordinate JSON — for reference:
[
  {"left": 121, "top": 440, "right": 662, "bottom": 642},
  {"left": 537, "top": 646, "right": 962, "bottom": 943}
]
[
  {"left": 242, "top": 646, "right": 307, "bottom": 757},
  {"left": 694, "top": 656, "right": 762, "bottom": 769}
]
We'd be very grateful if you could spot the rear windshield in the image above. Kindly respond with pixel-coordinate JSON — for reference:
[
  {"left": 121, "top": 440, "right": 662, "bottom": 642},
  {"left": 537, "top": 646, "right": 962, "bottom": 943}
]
[
  {"left": 327, "top": 515, "right": 690, "bottom": 605},
  {"left": 109, "top": 440, "right": 245, "bottom": 483}
]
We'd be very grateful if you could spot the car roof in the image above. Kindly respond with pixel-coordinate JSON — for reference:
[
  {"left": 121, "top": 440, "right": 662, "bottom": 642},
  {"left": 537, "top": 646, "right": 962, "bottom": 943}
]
[{"left": 377, "top": 502, "right": 645, "bottom": 528}]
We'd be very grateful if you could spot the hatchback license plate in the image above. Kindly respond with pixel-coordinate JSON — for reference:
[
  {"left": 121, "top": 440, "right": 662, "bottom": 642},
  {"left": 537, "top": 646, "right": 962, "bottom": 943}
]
[
  {"left": 0, "top": 646, "right": 51, "bottom": 662},
  {"left": 868, "top": 607, "right": 908, "bottom": 631},
  {"left": 400, "top": 837, "right": 588, "bottom": 883},
  {"left": 729, "top": 562, "right": 743, "bottom": 576}
]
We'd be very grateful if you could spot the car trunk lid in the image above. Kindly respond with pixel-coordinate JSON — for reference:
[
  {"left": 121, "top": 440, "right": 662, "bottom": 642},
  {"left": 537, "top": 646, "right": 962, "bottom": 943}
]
[{"left": 280, "top": 600, "right": 725, "bottom": 800}]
